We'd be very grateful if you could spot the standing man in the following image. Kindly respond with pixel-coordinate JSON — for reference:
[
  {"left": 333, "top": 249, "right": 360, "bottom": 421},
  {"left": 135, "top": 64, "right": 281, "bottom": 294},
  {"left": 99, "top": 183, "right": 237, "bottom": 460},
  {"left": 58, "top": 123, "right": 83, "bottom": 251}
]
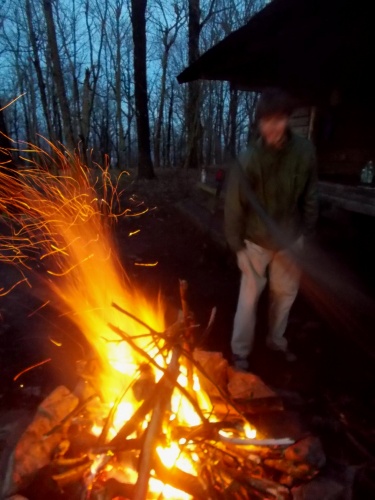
[{"left": 225, "top": 88, "right": 318, "bottom": 371}]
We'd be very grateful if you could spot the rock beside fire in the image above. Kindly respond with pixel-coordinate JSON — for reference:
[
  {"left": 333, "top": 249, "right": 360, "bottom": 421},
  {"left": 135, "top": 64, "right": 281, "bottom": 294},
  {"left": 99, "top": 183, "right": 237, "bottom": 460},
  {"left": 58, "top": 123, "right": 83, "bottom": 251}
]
[
  {"left": 2, "top": 385, "right": 78, "bottom": 497},
  {"left": 284, "top": 436, "right": 326, "bottom": 469},
  {"left": 193, "top": 350, "right": 278, "bottom": 401},
  {"left": 193, "top": 349, "right": 228, "bottom": 397},
  {"left": 227, "top": 366, "right": 277, "bottom": 400}
]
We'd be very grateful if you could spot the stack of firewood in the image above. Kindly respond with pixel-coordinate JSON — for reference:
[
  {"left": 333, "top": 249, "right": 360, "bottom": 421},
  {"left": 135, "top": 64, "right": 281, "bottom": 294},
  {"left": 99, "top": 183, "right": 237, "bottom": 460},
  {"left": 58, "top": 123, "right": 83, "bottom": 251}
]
[{"left": 1, "top": 347, "right": 326, "bottom": 500}]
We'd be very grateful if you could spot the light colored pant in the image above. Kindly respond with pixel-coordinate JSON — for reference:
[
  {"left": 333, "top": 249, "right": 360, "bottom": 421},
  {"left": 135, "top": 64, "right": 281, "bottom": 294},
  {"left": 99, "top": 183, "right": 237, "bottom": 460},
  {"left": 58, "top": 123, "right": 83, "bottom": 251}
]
[{"left": 231, "top": 238, "right": 302, "bottom": 357}]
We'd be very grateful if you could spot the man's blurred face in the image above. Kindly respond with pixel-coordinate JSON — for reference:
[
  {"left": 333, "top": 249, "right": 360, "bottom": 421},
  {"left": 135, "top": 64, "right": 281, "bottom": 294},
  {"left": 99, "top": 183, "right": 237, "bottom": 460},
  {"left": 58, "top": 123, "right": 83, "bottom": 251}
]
[{"left": 258, "top": 114, "right": 289, "bottom": 148}]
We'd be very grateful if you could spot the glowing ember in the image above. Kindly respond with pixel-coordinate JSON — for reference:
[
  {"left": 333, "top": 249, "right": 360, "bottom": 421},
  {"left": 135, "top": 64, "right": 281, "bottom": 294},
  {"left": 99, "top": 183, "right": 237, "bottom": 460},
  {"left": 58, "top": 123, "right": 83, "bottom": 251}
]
[{"left": 13, "top": 357, "right": 52, "bottom": 381}]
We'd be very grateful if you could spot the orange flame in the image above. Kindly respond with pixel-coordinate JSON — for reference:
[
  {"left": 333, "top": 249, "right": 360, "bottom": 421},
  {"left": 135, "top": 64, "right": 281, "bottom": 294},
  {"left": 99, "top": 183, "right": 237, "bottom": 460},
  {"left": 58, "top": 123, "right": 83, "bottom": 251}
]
[{"left": 0, "top": 138, "right": 257, "bottom": 498}]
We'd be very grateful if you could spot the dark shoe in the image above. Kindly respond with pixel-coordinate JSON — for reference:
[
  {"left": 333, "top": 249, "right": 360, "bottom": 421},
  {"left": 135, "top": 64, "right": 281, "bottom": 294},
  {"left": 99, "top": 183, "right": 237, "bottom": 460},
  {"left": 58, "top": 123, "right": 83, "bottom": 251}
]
[
  {"left": 232, "top": 354, "right": 249, "bottom": 372},
  {"left": 266, "top": 344, "right": 297, "bottom": 362}
]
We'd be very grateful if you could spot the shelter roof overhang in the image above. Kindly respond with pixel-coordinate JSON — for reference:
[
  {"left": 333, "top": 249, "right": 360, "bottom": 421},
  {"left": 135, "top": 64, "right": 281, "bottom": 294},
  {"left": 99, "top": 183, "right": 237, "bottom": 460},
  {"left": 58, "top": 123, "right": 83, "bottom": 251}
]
[{"left": 177, "top": 0, "right": 375, "bottom": 106}]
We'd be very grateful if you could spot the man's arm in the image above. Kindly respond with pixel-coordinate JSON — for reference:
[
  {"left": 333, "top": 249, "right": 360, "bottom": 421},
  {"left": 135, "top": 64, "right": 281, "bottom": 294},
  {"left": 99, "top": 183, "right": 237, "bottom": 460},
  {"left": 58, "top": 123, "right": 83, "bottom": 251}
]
[{"left": 224, "top": 164, "right": 246, "bottom": 252}]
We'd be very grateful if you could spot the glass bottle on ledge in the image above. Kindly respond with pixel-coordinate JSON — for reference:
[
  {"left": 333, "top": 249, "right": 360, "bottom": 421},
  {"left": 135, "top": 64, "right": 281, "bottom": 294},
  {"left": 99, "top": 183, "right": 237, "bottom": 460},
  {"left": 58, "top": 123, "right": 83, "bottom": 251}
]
[{"left": 360, "top": 160, "right": 374, "bottom": 185}]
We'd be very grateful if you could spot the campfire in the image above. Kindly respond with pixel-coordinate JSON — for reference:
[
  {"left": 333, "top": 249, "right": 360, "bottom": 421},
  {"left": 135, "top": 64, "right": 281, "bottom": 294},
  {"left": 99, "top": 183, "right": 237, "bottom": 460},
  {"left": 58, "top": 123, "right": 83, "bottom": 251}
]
[{"left": 0, "top": 142, "right": 325, "bottom": 499}]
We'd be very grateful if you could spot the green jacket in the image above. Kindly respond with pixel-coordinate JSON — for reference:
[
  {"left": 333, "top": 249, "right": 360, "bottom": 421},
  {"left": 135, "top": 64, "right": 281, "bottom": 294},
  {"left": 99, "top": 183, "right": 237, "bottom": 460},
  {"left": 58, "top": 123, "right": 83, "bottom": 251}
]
[{"left": 224, "top": 131, "right": 318, "bottom": 252}]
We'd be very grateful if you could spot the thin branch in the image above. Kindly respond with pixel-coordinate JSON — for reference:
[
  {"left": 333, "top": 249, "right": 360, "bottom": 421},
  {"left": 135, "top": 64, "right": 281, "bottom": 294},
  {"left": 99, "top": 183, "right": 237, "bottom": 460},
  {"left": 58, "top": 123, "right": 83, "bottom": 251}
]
[
  {"left": 107, "top": 323, "right": 208, "bottom": 423},
  {"left": 133, "top": 346, "right": 181, "bottom": 500},
  {"left": 111, "top": 301, "right": 160, "bottom": 336}
]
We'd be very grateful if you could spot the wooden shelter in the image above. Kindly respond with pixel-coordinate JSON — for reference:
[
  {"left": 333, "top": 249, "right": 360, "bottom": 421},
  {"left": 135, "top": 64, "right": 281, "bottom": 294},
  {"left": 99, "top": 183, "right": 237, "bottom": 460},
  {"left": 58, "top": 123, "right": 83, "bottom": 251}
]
[{"left": 177, "top": 0, "right": 375, "bottom": 183}]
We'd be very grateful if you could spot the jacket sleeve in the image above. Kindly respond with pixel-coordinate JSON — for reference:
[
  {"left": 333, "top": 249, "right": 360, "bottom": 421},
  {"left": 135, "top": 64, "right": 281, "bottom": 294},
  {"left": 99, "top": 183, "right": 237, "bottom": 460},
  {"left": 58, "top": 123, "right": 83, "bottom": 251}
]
[
  {"left": 224, "top": 164, "right": 246, "bottom": 252},
  {"left": 301, "top": 147, "right": 319, "bottom": 237}
]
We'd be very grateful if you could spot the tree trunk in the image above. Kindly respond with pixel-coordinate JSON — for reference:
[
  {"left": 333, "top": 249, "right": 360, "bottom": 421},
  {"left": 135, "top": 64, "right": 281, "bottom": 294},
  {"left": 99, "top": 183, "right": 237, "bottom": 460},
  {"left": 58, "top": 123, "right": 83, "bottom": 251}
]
[
  {"left": 80, "top": 68, "right": 91, "bottom": 164},
  {"left": 214, "top": 82, "right": 224, "bottom": 164},
  {"left": 166, "top": 83, "right": 174, "bottom": 168},
  {"left": 98, "top": 102, "right": 110, "bottom": 166},
  {"left": 185, "top": 0, "right": 202, "bottom": 169},
  {"left": 12, "top": 103, "right": 19, "bottom": 147},
  {"left": 51, "top": 86, "right": 63, "bottom": 144},
  {"left": 154, "top": 49, "right": 168, "bottom": 169},
  {"left": 204, "top": 84, "right": 212, "bottom": 165},
  {"left": 28, "top": 62, "right": 39, "bottom": 145},
  {"left": 247, "top": 92, "right": 259, "bottom": 144},
  {"left": 153, "top": 4, "right": 182, "bottom": 169},
  {"left": 83, "top": 0, "right": 107, "bottom": 165},
  {"left": 43, "top": 0, "right": 75, "bottom": 152},
  {"left": 130, "top": 0, "right": 154, "bottom": 179},
  {"left": 114, "top": 3, "right": 126, "bottom": 170},
  {"left": 228, "top": 87, "right": 238, "bottom": 158},
  {"left": 25, "top": 0, "right": 54, "bottom": 142},
  {"left": 124, "top": 50, "right": 134, "bottom": 169}
]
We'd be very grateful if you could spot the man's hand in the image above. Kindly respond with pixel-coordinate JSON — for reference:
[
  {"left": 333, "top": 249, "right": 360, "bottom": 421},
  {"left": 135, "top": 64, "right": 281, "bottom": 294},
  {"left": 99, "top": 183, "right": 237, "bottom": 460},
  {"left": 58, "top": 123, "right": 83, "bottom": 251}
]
[{"left": 236, "top": 248, "right": 252, "bottom": 274}]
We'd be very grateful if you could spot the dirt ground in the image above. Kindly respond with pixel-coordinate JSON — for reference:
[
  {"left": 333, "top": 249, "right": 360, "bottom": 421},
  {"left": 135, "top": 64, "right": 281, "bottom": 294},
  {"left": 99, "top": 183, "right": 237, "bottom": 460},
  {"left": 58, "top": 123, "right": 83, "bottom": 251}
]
[{"left": 1, "top": 168, "right": 375, "bottom": 497}]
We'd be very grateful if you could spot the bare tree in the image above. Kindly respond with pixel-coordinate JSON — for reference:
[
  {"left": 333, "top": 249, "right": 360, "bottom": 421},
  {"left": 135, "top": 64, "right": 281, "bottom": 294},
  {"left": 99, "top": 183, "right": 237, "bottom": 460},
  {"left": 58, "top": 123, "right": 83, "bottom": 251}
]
[
  {"left": 184, "top": 0, "right": 201, "bottom": 169},
  {"left": 185, "top": 0, "right": 217, "bottom": 169},
  {"left": 109, "top": 0, "right": 127, "bottom": 170},
  {"left": 165, "top": 81, "right": 175, "bottom": 167},
  {"left": 227, "top": 87, "right": 238, "bottom": 158},
  {"left": 197, "top": 0, "right": 264, "bottom": 162},
  {"left": 42, "top": 0, "right": 75, "bottom": 152},
  {"left": 122, "top": 43, "right": 135, "bottom": 169},
  {"left": 130, "top": 0, "right": 154, "bottom": 179},
  {"left": 25, "top": 0, "right": 54, "bottom": 142},
  {"left": 82, "top": 0, "right": 108, "bottom": 161},
  {"left": 0, "top": 0, "right": 265, "bottom": 170},
  {"left": 0, "top": 3, "right": 34, "bottom": 144},
  {"left": 151, "top": 1, "right": 184, "bottom": 169}
]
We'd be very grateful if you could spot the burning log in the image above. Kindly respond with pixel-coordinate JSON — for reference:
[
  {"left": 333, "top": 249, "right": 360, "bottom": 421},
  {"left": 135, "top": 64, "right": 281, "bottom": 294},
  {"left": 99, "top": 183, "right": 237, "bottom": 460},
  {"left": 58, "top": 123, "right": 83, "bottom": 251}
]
[
  {"left": 52, "top": 461, "right": 93, "bottom": 488},
  {"left": 91, "top": 478, "right": 136, "bottom": 500},
  {"left": 3, "top": 340, "right": 328, "bottom": 500},
  {"left": 220, "top": 467, "right": 292, "bottom": 500},
  {"left": 153, "top": 458, "right": 207, "bottom": 499},
  {"left": 2, "top": 325, "right": 327, "bottom": 500},
  {"left": 109, "top": 389, "right": 160, "bottom": 448},
  {"left": 107, "top": 308, "right": 209, "bottom": 424},
  {"left": 133, "top": 347, "right": 181, "bottom": 500},
  {"left": 3, "top": 337, "right": 327, "bottom": 499}
]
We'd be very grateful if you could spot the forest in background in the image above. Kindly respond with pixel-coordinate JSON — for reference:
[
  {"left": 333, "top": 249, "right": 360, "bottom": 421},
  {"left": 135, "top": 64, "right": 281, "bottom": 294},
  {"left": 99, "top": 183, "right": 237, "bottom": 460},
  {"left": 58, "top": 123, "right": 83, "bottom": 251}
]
[{"left": 0, "top": 0, "right": 265, "bottom": 177}]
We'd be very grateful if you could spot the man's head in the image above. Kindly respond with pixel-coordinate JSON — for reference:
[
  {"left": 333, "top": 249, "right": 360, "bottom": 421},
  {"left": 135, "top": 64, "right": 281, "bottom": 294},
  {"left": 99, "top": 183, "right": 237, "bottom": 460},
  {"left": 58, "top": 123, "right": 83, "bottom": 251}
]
[{"left": 255, "top": 88, "right": 294, "bottom": 148}]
